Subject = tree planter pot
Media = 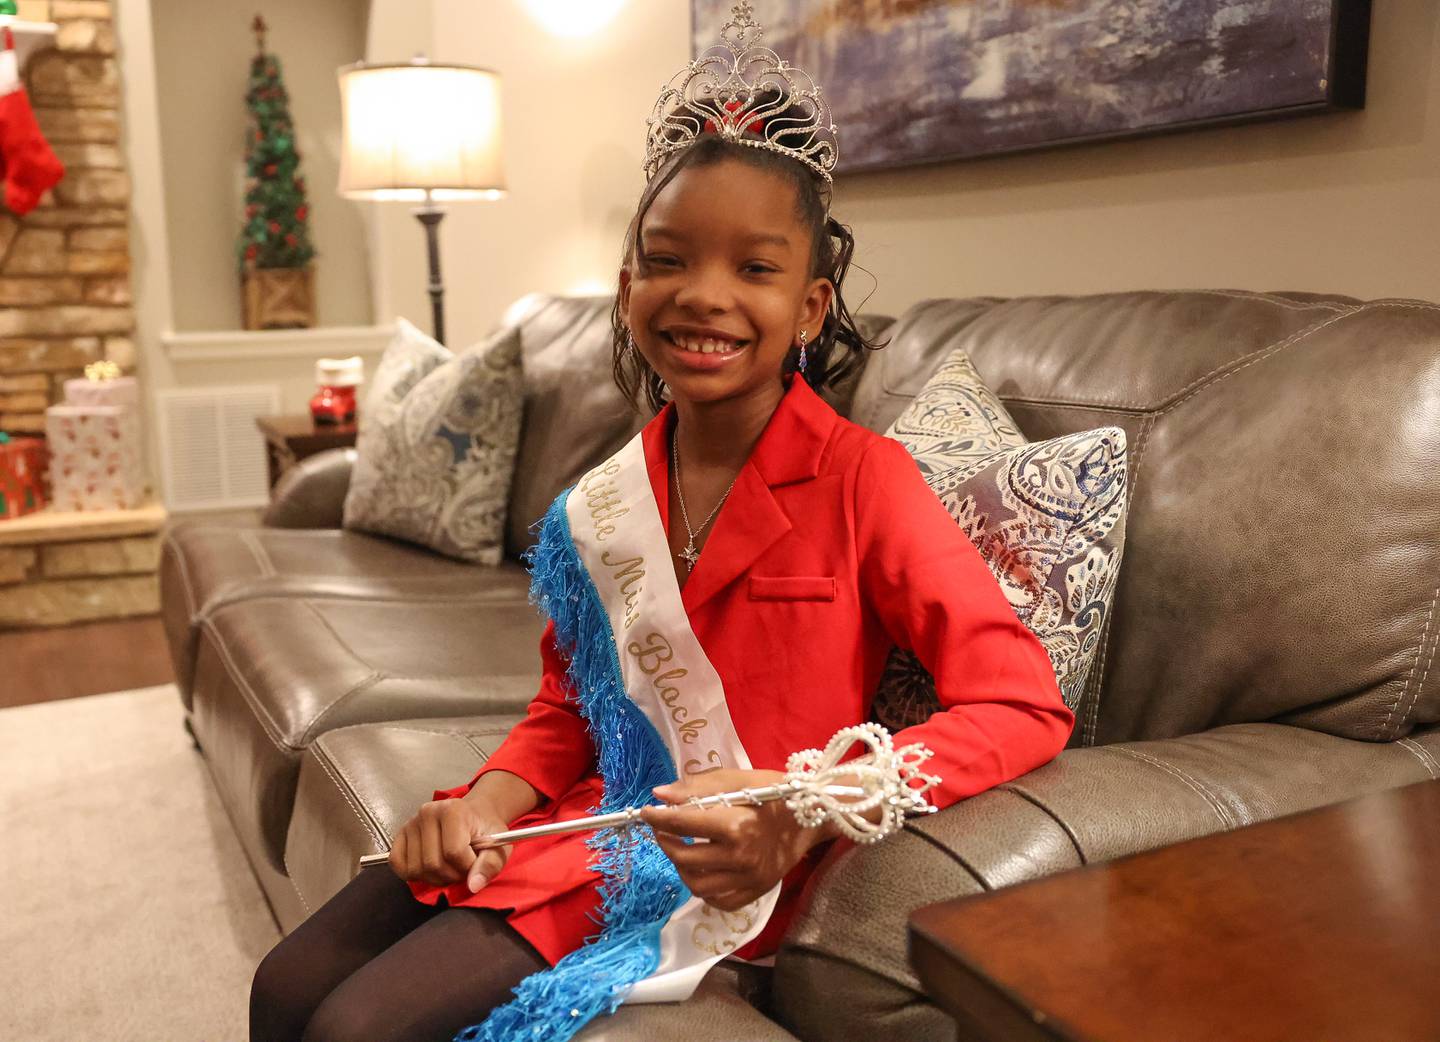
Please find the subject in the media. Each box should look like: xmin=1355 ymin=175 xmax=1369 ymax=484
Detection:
xmin=242 ymin=266 xmax=316 ymax=330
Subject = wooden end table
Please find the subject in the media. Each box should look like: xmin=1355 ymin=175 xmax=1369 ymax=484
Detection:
xmin=909 ymin=778 xmax=1440 ymax=1042
xmin=255 ymin=414 xmax=358 ymax=491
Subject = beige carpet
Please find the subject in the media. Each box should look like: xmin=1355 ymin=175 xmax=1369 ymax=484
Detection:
xmin=0 ymin=684 xmax=280 ymax=1041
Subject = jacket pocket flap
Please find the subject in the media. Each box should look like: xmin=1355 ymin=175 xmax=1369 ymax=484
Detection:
xmin=748 ymin=576 xmax=836 ymax=602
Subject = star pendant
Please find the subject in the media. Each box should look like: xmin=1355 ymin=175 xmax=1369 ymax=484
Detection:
xmin=679 ymin=541 xmax=701 ymax=570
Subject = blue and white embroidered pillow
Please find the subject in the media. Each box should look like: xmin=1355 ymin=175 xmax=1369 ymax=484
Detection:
xmin=872 ymin=426 xmax=1129 ymax=733
xmin=360 ymin=316 xmax=453 ymax=415
xmin=342 ymin=319 xmax=523 ymax=565
xmin=884 ymin=346 xmax=1026 ymax=478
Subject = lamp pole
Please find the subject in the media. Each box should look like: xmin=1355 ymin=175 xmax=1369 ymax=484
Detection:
xmin=337 ymin=57 xmax=503 ymax=347
xmin=414 ymin=189 xmax=446 ymax=346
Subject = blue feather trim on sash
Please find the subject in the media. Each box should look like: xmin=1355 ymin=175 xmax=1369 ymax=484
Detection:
xmin=454 ymin=490 xmax=690 ymax=1042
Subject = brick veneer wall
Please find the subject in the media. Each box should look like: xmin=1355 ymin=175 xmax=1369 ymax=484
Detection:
xmin=0 ymin=0 xmax=135 ymax=434
xmin=0 ymin=0 xmax=164 ymax=631
xmin=0 ymin=527 xmax=163 ymax=628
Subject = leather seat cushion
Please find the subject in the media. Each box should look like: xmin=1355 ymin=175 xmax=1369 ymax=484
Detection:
xmin=189 ymin=597 xmax=544 ymax=874
xmin=774 ymin=723 xmax=1440 ymax=1042
xmin=286 ymin=715 xmax=800 ymax=1041
xmin=162 ymin=523 xmax=533 ymax=702
xmin=287 ymin=715 xmax=521 ymax=916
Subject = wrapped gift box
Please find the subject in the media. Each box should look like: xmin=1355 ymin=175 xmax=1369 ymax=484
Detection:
xmin=44 ymin=404 xmax=146 ymax=511
xmin=62 ymin=375 xmax=140 ymax=410
xmin=0 ymin=434 xmax=48 ymax=520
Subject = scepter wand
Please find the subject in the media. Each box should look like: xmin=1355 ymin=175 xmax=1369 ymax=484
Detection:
xmin=359 ymin=723 xmax=940 ymax=869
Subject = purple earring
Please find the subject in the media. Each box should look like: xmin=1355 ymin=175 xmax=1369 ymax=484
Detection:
xmin=797 ymin=329 xmax=809 ymax=373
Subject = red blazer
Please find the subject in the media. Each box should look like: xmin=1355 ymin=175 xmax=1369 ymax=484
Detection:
xmin=410 ymin=376 xmax=1074 ymax=965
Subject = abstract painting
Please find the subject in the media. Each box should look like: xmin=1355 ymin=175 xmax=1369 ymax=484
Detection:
xmin=691 ymin=0 xmax=1371 ymax=173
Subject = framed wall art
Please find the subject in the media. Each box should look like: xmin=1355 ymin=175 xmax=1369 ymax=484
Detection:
xmin=690 ymin=0 xmax=1372 ymax=174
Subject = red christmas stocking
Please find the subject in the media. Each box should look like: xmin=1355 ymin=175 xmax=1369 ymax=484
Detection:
xmin=0 ymin=27 xmax=65 ymax=216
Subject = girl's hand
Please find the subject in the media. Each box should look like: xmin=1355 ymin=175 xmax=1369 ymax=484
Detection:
xmin=389 ymin=796 xmax=514 ymax=893
xmin=640 ymin=769 xmax=824 ymax=912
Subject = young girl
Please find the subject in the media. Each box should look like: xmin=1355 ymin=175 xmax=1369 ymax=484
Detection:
xmin=250 ymin=6 xmax=1072 ymax=1041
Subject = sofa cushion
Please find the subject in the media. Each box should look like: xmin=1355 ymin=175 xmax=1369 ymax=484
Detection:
xmin=188 ymin=595 xmax=544 ymax=873
xmin=571 ymin=964 xmax=798 ymax=1042
xmin=344 ymin=321 xmax=524 ymax=565
xmin=872 ymin=427 xmax=1129 ymax=731
xmin=851 ymin=293 xmax=1440 ymax=746
xmin=883 ymin=345 xmax=1024 ymax=478
xmin=160 ymin=524 xmax=533 ymax=704
xmin=775 ymin=723 xmax=1440 ymax=1042
xmin=286 ymin=716 xmax=800 ymax=1040
xmin=287 ymin=715 xmax=521 ymax=916
xmin=499 ymin=295 xmax=649 ymax=558
xmin=360 ymin=316 xmax=452 ymax=406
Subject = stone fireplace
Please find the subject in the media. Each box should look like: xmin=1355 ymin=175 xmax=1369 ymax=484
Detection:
xmin=0 ymin=0 xmax=164 ymax=630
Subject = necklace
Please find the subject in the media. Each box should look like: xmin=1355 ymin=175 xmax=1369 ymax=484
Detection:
xmin=671 ymin=430 xmax=739 ymax=572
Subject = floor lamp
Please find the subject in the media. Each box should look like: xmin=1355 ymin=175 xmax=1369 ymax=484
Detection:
xmin=337 ymin=57 xmax=505 ymax=346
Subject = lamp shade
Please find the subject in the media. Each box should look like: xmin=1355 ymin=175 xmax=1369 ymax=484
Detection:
xmin=337 ymin=59 xmax=505 ymax=201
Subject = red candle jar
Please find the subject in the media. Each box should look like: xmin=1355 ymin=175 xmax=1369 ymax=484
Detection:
xmin=309 ymin=356 xmax=363 ymax=425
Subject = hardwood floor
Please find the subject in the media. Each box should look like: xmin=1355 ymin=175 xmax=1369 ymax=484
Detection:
xmin=0 ymin=614 xmax=175 ymax=708
xmin=0 ymin=508 xmax=265 ymax=710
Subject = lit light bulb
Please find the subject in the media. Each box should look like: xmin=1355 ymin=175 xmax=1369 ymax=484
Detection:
xmin=521 ymin=0 xmax=627 ymax=39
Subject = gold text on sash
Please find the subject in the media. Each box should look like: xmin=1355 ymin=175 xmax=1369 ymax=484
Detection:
xmin=692 ymin=902 xmax=760 ymax=956
xmin=626 ymin=631 xmax=719 ymax=767
xmin=580 ymin=459 xmax=630 ymax=541
xmin=600 ymin=550 xmax=645 ymax=631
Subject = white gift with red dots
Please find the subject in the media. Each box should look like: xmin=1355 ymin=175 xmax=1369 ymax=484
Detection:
xmin=44 ymin=377 xmax=146 ymax=511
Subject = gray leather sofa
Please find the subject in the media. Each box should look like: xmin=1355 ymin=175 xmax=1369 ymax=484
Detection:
xmin=159 ymin=290 xmax=1440 ymax=1041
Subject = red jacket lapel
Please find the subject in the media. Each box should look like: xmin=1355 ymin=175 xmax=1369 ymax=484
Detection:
xmin=640 ymin=378 xmax=838 ymax=615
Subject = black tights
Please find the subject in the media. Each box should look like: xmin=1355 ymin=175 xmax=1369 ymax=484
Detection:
xmin=249 ymin=867 xmax=547 ymax=1042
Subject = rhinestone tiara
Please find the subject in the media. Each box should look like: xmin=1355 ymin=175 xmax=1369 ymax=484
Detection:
xmin=644 ymin=1 xmax=839 ymax=184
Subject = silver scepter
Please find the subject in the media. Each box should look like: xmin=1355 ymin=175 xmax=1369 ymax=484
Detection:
xmin=359 ymin=722 xmax=940 ymax=870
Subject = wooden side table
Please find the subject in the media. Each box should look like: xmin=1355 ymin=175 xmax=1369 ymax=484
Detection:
xmin=909 ymin=779 xmax=1440 ymax=1042
xmin=255 ymin=415 xmax=358 ymax=491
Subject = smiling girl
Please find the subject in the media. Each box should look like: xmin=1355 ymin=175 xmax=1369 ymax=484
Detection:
xmin=250 ymin=6 xmax=1072 ymax=1042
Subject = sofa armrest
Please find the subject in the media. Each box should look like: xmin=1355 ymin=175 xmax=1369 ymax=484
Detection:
xmin=772 ymin=722 xmax=1440 ymax=1042
xmin=262 ymin=447 xmax=357 ymax=529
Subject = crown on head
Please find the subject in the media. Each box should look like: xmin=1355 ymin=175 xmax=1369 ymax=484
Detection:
xmin=644 ymin=2 xmax=839 ymax=184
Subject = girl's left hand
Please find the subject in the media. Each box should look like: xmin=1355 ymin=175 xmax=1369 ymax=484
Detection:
xmin=640 ymin=768 xmax=823 ymax=912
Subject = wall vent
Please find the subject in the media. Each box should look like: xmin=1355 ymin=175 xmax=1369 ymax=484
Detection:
xmin=155 ymin=386 xmax=279 ymax=512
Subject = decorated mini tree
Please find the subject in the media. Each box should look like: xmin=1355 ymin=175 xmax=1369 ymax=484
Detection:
xmin=236 ymin=14 xmax=317 ymax=328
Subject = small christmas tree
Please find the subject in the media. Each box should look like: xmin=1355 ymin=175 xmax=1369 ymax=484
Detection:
xmin=236 ymin=15 xmax=316 ymax=274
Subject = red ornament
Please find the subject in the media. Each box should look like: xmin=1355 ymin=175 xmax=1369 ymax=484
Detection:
xmin=264 ymin=163 xmax=278 ymax=177
xmin=295 ymin=205 xmax=308 ymax=221
xmin=268 ymin=220 xmax=281 ymax=234
xmin=245 ymin=244 xmax=258 ymax=261
xmin=246 ymin=204 xmax=258 ymax=218
xmin=285 ymin=233 xmax=297 ymax=247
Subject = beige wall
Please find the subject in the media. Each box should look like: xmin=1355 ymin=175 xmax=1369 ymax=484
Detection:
xmin=359 ymin=0 xmax=435 ymax=330
xmin=837 ymin=0 xmax=1440 ymax=314
xmin=117 ymin=0 xmax=425 ymax=503
xmin=151 ymin=0 xmax=373 ymax=331
xmin=420 ymin=0 xmax=1440 ymax=348
xmin=427 ymin=0 xmax=690 ymax=348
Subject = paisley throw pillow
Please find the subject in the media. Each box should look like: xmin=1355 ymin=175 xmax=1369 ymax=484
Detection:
xmin=342 ymin=319 xmax=523 ymax=565
xmin=359 ymin=317 xmax=453 ymax=414
xmin=872 ymin=420 xmax=1129 ymax=733
xmin=884 ymin=346 xmax=1026 ymax=478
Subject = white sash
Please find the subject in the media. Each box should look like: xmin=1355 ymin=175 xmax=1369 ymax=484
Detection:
xmin=565 ymin=432 xmax=781 ymax=1004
